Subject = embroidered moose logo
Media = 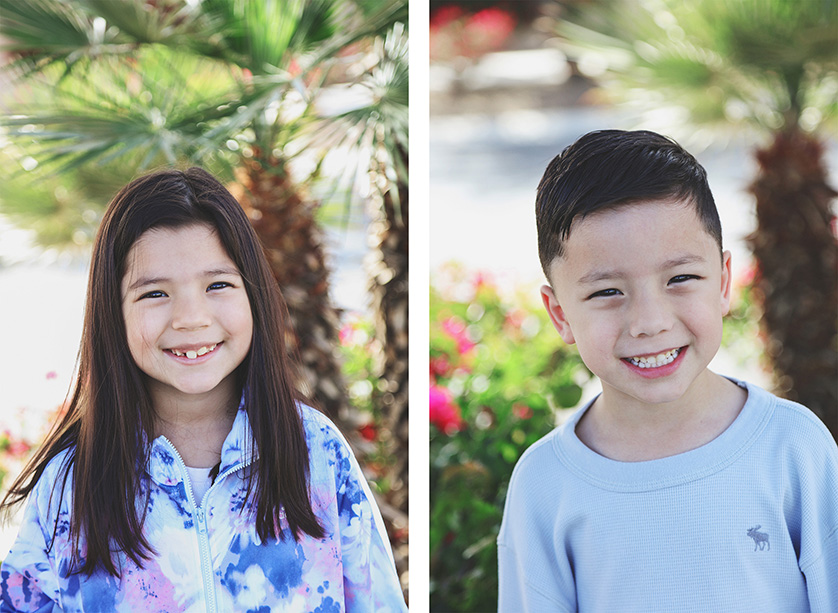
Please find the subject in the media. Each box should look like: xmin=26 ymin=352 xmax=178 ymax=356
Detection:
xmin=747 ymin=526 xmax=770 ymax=551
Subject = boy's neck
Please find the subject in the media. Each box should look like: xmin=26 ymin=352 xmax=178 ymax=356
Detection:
xmin=576 ymin=370 xmax=746 ymax=462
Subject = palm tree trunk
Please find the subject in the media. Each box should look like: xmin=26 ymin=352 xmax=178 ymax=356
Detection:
xmin=367 ymin=145 xmax=408 ymax=575
xmin=232 ymin=152 xmax=349 ymax=422
xmin=747 ymin=129 xmax=838 ymax=439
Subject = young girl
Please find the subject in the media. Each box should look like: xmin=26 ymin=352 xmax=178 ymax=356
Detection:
xmin=0 ymin=168 xmax=407 ymax=612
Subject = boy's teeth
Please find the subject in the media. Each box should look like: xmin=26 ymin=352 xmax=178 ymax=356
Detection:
xmin=171 ymin=344 xmax=217 ymax=359
xmin=628 ymin=348 xmax=681 ymax=368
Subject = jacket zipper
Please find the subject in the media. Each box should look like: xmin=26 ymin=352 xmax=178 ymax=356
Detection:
xmin=159 ymin=437 xmax=252 ymax=613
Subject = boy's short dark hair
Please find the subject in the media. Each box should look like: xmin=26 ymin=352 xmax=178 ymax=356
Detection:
xmin=536 ymin=129 xmax=723 ymax=278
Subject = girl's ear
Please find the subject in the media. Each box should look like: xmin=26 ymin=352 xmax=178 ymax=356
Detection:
xmin=720 ymin=250 xmax=733 ymax=316
xmin=540 ymin=285 xmax=576 ymax=345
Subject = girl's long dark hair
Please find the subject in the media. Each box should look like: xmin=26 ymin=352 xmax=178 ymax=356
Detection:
xmin=0 ymin=167 xmax=323 ymax=575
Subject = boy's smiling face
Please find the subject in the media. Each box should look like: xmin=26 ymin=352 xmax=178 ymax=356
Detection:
xmin=541 ymin=199 xmax=732 ymax=409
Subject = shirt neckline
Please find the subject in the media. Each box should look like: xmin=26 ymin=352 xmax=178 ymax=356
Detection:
xmin=553 ymin=379 xmax=774 ymax=492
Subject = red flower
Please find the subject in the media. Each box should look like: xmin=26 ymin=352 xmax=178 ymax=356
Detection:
xmin=359 ymin=423 xmax=377 ymax=442
xmin=463 ymin=8 xmax=516 ymax=56
xmin=430 ymin=5 xmax=464 ymax=29
xmin=430 ymin=355 xmax=451 ymax=378
xmin=430 ymin=384 xmax=464 ymax=435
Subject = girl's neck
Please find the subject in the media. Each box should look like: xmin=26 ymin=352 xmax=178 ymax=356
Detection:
xmin=151 ymin=385 xmax=240 ymax=468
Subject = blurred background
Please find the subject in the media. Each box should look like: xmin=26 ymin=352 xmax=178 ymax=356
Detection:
xmin=429 ymin=0 xmax=837 ymax=610
xmin=0 ymin=0 xmax=408 ymax=601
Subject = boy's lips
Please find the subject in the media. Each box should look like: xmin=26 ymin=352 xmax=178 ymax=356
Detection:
xmin=621 ymin=346 xmax=687 ymax=378
xmin=624 ymin=347 xmax=683 ymax=366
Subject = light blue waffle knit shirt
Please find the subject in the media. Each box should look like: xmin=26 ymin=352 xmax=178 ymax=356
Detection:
xmin=498 ymin=380 xmax=838 ymax=612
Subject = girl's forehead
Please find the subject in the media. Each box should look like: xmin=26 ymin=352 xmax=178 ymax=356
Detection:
xmin=131 ymin=222 xmax=217 ymax=247
xmin=122 ymin=224 xmax=238 ymax=281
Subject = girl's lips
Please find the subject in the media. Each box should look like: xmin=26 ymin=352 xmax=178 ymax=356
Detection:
xmin=622 ymin=346 xmax=687 ymax=379
xmin=165 ymin=342 xmax=222 ymax=362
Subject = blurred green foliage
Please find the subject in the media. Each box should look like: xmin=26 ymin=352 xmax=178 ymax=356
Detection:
xmin=429 ymin=265 xmax=592 ymax=612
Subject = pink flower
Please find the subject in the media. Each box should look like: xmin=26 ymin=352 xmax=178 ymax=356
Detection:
xmin=472 ymin=270 xmax=494 ymax=292
xmin=504 ymin=308 xmax=526 ymax=330
xmin=512 ymin=404 xmax=533 ymax=420
xmin=442 ymin=316 xmax=476 ymax=354
xmin=735 ymin=262 xmax=758 ymax=288
xmin=6 ymin=440 xmax=30 ymax=457
xmin=430 ymin=385 xmax=464 ymax=435
xmin=339 ymin=323 xmax=354 ymax=346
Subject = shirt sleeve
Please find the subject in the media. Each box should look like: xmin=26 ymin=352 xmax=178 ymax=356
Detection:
xmin=497 ymin=440 xmax=576 ymax=613
xmin=497 ymin=542 xmax=573 ymax=613
xmin=798 ymin=430 xmax=838 ymax=613
xmin=0 ymin=492 xmax=62 ymax=613
xmin=329 ymin=427 xmax=407 ymax=612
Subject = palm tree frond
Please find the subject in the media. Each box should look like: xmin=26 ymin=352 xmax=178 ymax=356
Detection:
xmin=0 ymin=0 xmax=107 ymax=78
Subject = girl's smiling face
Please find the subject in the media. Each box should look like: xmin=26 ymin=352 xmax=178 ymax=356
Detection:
xmin=541 ymin=199 xmax=732 ymax=410
xmin=121 ymin=223 xmax=253 ymax=410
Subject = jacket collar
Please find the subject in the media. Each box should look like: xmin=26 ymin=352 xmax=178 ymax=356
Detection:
xmin=146 ymin=406 xmax=256 ymax=487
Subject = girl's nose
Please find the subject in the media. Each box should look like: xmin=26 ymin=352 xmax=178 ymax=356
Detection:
xmin=172 ymin=293 xmax=212 ymax=330
xmin=627 ymin=292 xmax=674 ymax=338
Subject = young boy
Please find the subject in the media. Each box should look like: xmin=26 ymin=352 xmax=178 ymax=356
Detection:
xmin=497 ymin=130 xmax=838 ymax=611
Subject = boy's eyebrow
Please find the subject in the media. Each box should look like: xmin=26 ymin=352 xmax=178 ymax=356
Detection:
xmin=576 ymin=254 xmax=707 ymax=285
xmin=577 ymin=269 xmax=625 ymax=285
xmin=126 ymin=267 xmax=241 ymax=291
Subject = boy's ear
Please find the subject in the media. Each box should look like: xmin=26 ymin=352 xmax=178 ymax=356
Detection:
xmin=720 ymin=250 xmax=733 ymax=316
xmin=540 ymin=284 xmax=576 ymax=345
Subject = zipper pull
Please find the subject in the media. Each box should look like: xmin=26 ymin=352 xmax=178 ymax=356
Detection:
xmin=196 ymin=507 xmax=208 ymax=535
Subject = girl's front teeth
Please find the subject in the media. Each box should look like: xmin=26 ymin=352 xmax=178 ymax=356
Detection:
xmin=628 ymin=348 xmax=681 ymax=369
xmin=171 ymin=344 xmax=217 ymax=359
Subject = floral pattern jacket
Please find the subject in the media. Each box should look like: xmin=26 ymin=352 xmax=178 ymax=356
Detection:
xmin=0 ymin=404 xmax=407 ymax=612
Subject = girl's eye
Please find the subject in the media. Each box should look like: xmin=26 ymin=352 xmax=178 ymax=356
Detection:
xmin=669 ymin=274 xmax=701 ymax=285
xmin=139 ymin=290 xmax=166 ymax=300
xmin=588 ymin=288 xmax=622 ymax=299
xmin=207 ymin=281 xmax=233 ymax=291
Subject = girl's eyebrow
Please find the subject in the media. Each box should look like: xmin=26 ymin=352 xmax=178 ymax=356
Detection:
xmin=205 ymin=267 xmax=242 ymax=278
xmin=126 ymin=268 xmax=241 ymax=291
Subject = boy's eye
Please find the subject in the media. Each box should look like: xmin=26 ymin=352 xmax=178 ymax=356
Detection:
xmin=587 ymin=288 xmax=622 ymax=299
xmin=669 ymin=274 xmax=701 ymax=284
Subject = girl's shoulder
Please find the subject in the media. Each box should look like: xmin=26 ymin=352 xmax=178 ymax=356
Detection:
xmin=24 ymin=446 xmax=76 ymax=520
xmin=298 ymin=403 xmax=346 ymax=446
xmin=297 ymin=403 xmax=357 ymax=478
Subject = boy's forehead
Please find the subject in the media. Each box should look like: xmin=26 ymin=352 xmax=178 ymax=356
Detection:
xmin=547 ymin=199 xmax=719 ymax=286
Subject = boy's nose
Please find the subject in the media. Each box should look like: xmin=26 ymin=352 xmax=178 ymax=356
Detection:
xmin=627 ymin=293 xmax=674 ymax=338
xmin=172 ymin=294 xmax=212 ymax=330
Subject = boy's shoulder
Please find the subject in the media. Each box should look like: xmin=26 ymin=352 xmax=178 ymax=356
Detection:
xmin=742 ymin=380 xmax=836 ymax=453
xmin=507 ymin=414 xmax=577 ymax=494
